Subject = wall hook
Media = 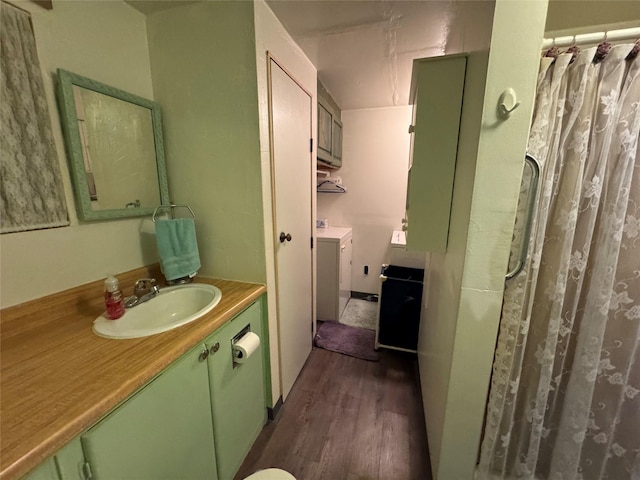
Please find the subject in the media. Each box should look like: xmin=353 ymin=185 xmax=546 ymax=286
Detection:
xmin=499 ymin=88 xmax=521 ymax=117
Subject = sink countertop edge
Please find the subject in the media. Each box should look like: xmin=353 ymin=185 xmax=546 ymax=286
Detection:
xmin=0 ymin=274 xmax=266 ymax=480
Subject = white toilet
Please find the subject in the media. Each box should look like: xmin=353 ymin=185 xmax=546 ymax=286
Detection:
xmin=244 ymin=468 xmax=297 ymax=480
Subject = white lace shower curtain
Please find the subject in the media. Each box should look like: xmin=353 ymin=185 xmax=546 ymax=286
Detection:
xmin=0 ymin=1 xmax=68 ymax=233
xmin=478 ymin=42 xmax=640 ymax=480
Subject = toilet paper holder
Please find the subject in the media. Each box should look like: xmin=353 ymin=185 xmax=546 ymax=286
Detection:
xmin=231 ymin=324 xmax=251 ymax=368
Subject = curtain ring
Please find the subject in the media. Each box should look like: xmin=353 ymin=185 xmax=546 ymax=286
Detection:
xmin=625 ymin=39 xmax=639 ymax=61
xmin=594 ymin=41 xmax=612 ymax=64
xmin=567 ymin=45 xmax=580 ymax=64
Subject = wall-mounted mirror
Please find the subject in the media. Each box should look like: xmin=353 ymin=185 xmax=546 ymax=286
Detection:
xmin=56 ymin=69 xmax=169 ymax=221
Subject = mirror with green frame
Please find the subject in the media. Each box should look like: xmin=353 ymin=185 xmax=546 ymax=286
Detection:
xmin=56 ymin=69 xmax=169 ymax=221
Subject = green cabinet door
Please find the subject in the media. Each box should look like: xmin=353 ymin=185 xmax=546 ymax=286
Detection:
xmin=54 ymin=438 xmax=84 ymax=480
xmin=206 ymin=301 xmax=266 ymax=480
xmin=22 ymin=458 xmax=58 ymax=480
xmin=22 ymin=438 xmax=85 ymax=480
xmin=406 ymin=54 xmax=466 ymax=253
xmin=80 ymin=345 xmax=218 ymax=480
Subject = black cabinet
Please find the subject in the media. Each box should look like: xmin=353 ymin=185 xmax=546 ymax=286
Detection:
xmin=376 ymin=265 xmax=424 ymax=352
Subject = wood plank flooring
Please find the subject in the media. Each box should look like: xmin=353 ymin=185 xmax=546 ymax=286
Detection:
xmin=235 ymin=347 xmax=432 ymax=480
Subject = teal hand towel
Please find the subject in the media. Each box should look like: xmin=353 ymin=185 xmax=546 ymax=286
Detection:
xmin=155 ymin=218 xmax=201 ymax=281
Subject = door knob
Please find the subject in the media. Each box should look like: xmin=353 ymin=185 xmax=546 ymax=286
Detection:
xmin=279 ymin=232 xmax=292 ymax=243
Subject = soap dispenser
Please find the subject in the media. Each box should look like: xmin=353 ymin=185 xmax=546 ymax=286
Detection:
xmin=104 ymin=275 xmax=125 ymax=320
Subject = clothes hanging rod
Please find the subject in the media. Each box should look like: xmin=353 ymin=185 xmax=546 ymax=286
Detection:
xmin=542 ymin=26 xmax=640 ymax=49
xmin=317 ymin=179 xmax=347 ymax=193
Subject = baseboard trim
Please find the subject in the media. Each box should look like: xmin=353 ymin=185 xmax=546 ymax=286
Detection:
xmin=350 ymin=291 xmax=379 ymax=302
xmin=267 ymin=395 xmax=283 ymax=421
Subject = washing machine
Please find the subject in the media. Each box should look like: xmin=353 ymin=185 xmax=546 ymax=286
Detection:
xmin=316 ymin=226 xmax=352 ymax=321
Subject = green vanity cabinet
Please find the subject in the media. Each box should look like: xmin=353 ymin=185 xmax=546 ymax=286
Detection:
xmin=21 ymin=298 xmax=268 ymax=480
xmin=22 ymin=459 xmax=58 ymax=480
xmin=79 ymin=343 xmax=218 ymax=480
xmin=22 ymin=439 xmax=86 ymax=480
xmin=205 ymin=301 xmax=266 ymax=480
xmin=55 ymin=439 xmax=85 ymax=480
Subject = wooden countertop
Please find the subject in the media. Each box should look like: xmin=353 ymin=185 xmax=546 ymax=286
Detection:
xmin=0 ymin=266 xmax=266 ymax=480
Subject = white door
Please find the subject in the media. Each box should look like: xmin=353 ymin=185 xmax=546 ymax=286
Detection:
xmin=269 ymin=58 xmax=313 ymax=401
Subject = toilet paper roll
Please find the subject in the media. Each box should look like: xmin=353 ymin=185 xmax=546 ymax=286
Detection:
xmin=232 ymin=331 xmax=260 ymax=364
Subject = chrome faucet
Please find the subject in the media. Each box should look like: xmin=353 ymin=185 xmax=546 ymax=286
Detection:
xmin=124 ymin=278 xmax=160 ymax=308
xmin=134 ymin=278 xmax=156 ymax=297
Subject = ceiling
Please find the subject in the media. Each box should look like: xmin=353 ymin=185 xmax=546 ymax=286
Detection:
xmin=127 ymin=0 xmax=639 ymax=111
xmin=267 ymin=1 xmax=640 ymax=111
xmin=266 ymin=0 xmax=456 ymax=110
xmin=126 ymin=0 xmax=456 ymax=109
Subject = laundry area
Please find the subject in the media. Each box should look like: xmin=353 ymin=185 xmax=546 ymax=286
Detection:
xmin=315 ymin=222 xmax=427 ymax=358
xmin=316 ymin=46 xmax=450 ymax=364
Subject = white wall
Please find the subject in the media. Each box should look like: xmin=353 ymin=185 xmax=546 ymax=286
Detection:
xmin=545 ymin=0 xmax=640 ymax=33
xmin=417 ymin=0 xmax=548 ymax=478
xmin=0 ymin=1 xmax=156 ymax=308
xmin=317 ymin=106 xmax=412 ymax=294
xmin=254 ymin=0 xmax=318 ymax=405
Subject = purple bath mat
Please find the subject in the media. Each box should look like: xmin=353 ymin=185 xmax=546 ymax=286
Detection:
xmin=314 ymin=321 xmax=380 ymax=361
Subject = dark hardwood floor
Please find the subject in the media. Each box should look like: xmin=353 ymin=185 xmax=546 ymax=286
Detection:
xmin=235 ymin=347 xmax=432 ymax=480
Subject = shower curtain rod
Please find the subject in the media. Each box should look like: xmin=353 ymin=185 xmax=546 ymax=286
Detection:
xmin=542 ymin=26 xmax=640 ymax=49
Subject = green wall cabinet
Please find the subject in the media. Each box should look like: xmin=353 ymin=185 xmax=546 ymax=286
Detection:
xmin=80 ymin=343 xmax=218 ymax=480
xmin=317 ymin=79 xmax=342 ymax=169
xmin=332 ymin=118 xmax=342 ymax=162
xmin=405 ymin=55 xmax=467 ymax=253
xmin=206 ymin=301 xmax=266 ymax=480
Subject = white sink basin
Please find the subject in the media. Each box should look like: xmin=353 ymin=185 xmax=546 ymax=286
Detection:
xmin=93 ymin=284 xmax=222 ymax=339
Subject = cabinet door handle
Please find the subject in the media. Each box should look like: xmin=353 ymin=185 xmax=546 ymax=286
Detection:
xmin=199 ymin=348 xmax=210 ymax=362
xmin=279 ymin=232 xmax=292 ymax=243
xmin=209 ymin=342 xmax=220 ymax=354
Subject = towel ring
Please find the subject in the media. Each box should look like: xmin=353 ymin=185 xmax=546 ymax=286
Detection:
xmin=152 ymin=204 xmax=196 ymax=222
